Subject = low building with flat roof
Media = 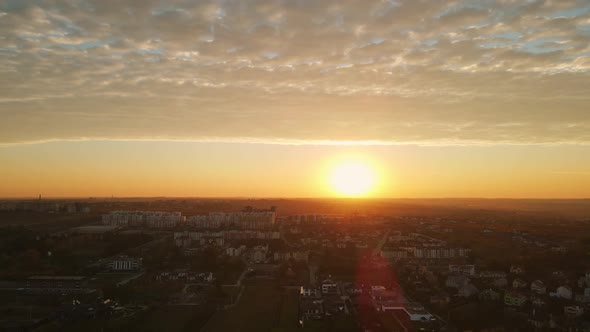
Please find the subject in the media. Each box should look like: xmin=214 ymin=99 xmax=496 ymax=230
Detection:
xmin=107 ymin=256 xmax=142 ymax=271
xmin=71 ymin=225 xmax=119 ymax=233
xmin=69 ymin=226 xmax=120 ymax=238
xmin=24 ymin=276 xmax=92 ymax=294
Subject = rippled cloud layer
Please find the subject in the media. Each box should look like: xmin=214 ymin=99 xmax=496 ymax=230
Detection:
xmin=1 ymin=0 xmax=589 ymax=145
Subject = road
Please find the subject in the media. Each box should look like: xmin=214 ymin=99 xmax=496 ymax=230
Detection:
xmin=374 ymin=229 xmax=391 ymax=255
xmin=116 ymin=271 xmax=145 ymax=286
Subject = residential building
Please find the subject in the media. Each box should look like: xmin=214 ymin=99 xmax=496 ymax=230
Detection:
xmin=174 ymin=233 xmax=192 ymax=248
xmin=479 ymin=289 xmax=500 ymax=301
xmin=504 ymin=291 xmax=527 ymax=307
xmin=107 ymin=256 xmax=142 ymax=271
xmin=300 ymin=287 xmax=321 ymax=298
xmin=372 ymin=289 xmax=406 ymax=312
xmin=458 ymin=283 xmax=479 ymax=298
xmin=199 ymin=237 xmax=224 ymax=246
xmin=226 ymin=246 xmax=246 ymax=257
xmin=564 ymin=305 xmax=584 ymax=317
xmin=404 ymin=306 xmax=434 ymax=322
xmin=273 ymin=251 xmax=309 ymax=262
xmin=479 ymin=271 xmax=507 ymax=279
xmin=414 ymin=247 xmax=471 ymax=259
xmin=321 ymin=280 xmax=338 ymax=295
xmin=554 ymin=285 xmax=573 ymax=300
xmin=188 ymin=210 xmax=276 ymax=230
xmin=445 ymin=274 xmax=470 ymax=289
xmin=300 ymin=298 xmax=324 ymax=321
xmin=492 ymin=277 xmax=508 ymax=288
xmin=252 ymin=245 xmax=268 ymax=263
xmin=449 ymin=264 xmax=475 ymax=276
xmin=531 ymin=280 xmax=547 ymax=294
xmin=530 ymin=305 xmax=550 ymax=329
xmin=381 ymin=249 xmax=408 ymax=259
xmin=510 ymin=265 xmax=526 ymax=275
xmin=155 ymin=272 xmax=214 ymax=283
xmin=512 ymin=278 xmax=528 ymax=289
xmin=102 ymin=211 xmax=185 ymax=228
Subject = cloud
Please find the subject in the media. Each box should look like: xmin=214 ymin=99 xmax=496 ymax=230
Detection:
xmin=1 ymin=0 xmax=589 ymax=145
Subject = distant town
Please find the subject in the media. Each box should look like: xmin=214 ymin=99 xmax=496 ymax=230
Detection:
xmin=1 ymin=198 xmax=589 ymax=331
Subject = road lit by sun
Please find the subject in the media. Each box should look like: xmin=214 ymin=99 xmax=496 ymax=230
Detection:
xmin=329 ymin=160 xmax=376 ymax=197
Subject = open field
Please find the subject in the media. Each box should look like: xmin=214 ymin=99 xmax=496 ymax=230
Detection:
xmin=202 ymin=279 xmax=287 ymax=332
xmin=123 ymin=305 xmax=213 ymax=332
xmin=277 ymin=290 xmax=299 ymax=329
xmin=203 ymin=281 xmax=316 ymax=332
xmin=43 ymin=305 xmax=213 ymax=332
xmin=89 ymin=273 xmax=138 ymax=288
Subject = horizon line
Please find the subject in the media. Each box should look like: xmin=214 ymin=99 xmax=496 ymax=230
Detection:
xmin=2 ymin=137 xmax=590 ymax=148
xmin=1 ymin=196 xmax=589 ymax=200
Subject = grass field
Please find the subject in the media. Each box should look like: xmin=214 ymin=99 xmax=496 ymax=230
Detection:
xmin=277 ymin=290 xmax=299 ymax=328
xmin=89 ymin=273 xmax=137 ymax=287
xmin=202 ymin=280 xmax=338 ymax=332
xmin=126 ymin=305 xmax=213 ymax=332
xmin=202 ymin=280 xmax=286 ymax=332
xmin=50 ymin=305 xmax=213 ymax=332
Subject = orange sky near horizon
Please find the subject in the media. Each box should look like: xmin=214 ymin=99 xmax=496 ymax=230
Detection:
xmin=1 ymin=140 xmax=589 ymax=199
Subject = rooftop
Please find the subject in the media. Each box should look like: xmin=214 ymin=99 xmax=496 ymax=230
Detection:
xmin=70 ymin=225 xmax=119 ymax=234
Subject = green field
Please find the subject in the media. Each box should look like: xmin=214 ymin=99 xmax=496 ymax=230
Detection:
xmin=202 ymin=280 xmax=296 ymax=332
xmin=125 ymin=305 xmax=213 ymax=332
xmin=90 ymin=273 xmax=137 ymax=287
xmin=277 ymin=290 xmax=299 ymax=328
xmin=46 ymin=305 xmax=213 ymax=332
xmin=202 ymin=280 xmax=336 ymax=332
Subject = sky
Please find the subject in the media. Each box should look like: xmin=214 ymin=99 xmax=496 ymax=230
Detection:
xmin=1 ymin=0 xmax=590 ymax=198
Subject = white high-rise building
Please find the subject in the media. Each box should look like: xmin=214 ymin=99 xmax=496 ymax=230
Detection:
xmin=101 ymin=211 xmax=185 ymax=228
xmin=187 ymin=211 xmax=276 ymax=230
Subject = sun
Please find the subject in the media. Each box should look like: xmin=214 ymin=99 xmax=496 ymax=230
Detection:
xmin=330 ymin=160 xmax=376 ymax=197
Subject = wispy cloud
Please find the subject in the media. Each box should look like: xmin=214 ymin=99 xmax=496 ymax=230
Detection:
xmin=1 ymin=0 xmax=589 ymax=145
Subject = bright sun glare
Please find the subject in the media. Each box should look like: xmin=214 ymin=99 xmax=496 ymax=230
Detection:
xmin=330 ymin=161 xmax=376 ymax=197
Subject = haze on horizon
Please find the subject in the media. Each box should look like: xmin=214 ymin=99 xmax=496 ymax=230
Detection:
xmin=1 ymin=0 xmax=590 ymax=198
